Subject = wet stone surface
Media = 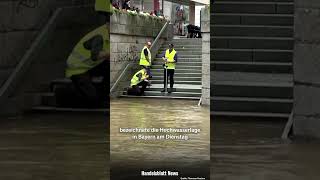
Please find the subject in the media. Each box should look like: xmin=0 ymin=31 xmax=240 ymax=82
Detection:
xmin=0 ymin=113 xmax=108 ymax=180
xmin=211 ymin=117 xmax=320 ymax=180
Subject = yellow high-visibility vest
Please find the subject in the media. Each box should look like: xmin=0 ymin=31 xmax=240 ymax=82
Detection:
xmin=95 ymin=0 xmax=112 ymax=13
xmin=165 ymin=49 xmax=177 ymax=69
xmin=139 ymin=46 xmax=152 ymax=67
xmin=130 ymin=69 xmax=148 ymax=87
xmin=65 ymin=25 xmax=109 ymax=78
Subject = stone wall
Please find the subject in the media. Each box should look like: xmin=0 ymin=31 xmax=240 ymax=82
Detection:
xmin=110 ymin=10 xmax=166 ymax=86
xmin=293 ymin=0 xmax=320 ymax=138
xmin=201 ymin=6 xmax=210 ymax=106
xmin=0 ymin=0 xmax=94 ymax=87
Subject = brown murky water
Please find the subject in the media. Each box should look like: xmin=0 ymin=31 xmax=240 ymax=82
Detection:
xmin=212 ymin=118 xmax=320 ymax=180
xmin=110 ymin=98 xmax=210 ymax=179
xmin=0 ymin=113 xmax=108 ymax=180
xmin=1 ymin=107 xmax=320 ymax=179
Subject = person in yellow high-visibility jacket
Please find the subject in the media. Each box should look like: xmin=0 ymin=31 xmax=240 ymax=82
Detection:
xmin=127 ymin=68 xmax=150 ymax=96
xmin=95 ymin=0 xmax=113 ymax=24
xmin=139 ymin=41 xmax=152 ymax=77
xmin=161 ymin=44 xmax=178 ymax=93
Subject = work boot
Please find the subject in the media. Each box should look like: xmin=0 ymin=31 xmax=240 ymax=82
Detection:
xmin=161 ymin=89 xmax=166 ymax=93
xmin=168 ymin=88 xmax=172 ymax=93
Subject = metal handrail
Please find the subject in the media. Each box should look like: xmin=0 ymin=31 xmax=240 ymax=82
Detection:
xmin=110 ymin=20 xmax=169 ymax=94
xmin=0 ymin=5 xmax=94 ymax=107
xmin=0 ymin=7 xmax=63 ymax=106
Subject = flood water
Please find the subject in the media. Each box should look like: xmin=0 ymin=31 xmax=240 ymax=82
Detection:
xmin=212 ymin=118 xmax=320 ymax=180
xmin=1 ymin=105 xmax=320 ymax=179
xmin=110 ymin=98 xmax=210 ymax=179
xmin=0 ymin=113 xmax=108 ymax=180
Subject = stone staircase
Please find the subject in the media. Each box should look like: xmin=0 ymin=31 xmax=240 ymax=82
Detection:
xmin=31 ymin=77 xmax=108 ymax=112
xmin=121 ymin=38 xmax=202 ymax=100
xmin=211 ymin=0 xmax=294 ymax=118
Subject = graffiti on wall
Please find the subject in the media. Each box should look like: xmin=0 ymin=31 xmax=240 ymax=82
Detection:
xmin=114 ymin=44 xmax=139 ymax=64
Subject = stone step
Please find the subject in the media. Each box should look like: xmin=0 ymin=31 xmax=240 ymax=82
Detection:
xmin=213 ymin=1 xmax=294 ymax=14
xmin=211 ymin=111 xmax=290 ymax=118
xmin=211 ymin=96 xmax=293 ymax=113
xmin=151 ymin=76 xmax=202 ymax=81
xmin=211 ymin=24 xmax=293 ymax=37
xmin=212 ymin=61 xmax=292 ymax=73
xmin=211 ymin=36 xmax=293 ymax=49
xmin=215 ymin=0 xmax=293 ymax=2
xmin=120 ymin=95 xmax=200 ymax=100
xmin=212 ymin=71 xmax=293 ymax=83
xmin=145 ymin=87 xmax=201 ymax=93
xmin=152 ymin=65 xmax=202 ymax=70
xmin=160 ymin=45 xmax=202 ymax=48
xmin=154 ymin=58 xmax=202 ymax=62
xmin=151 ymin=80 xmax=201 ymax=85
xmin=153 ymin=61 xmax=202 ymax=66
xmin=156 ymin=54 xmax=202 ymax=58
xmin=211 ymin=13 xmax=294 ymax=26
xmin=157 ymin=51 xmax=202 ymax=55
xmin=211 ymin=48 xmax=292 ymax=62
xmin=32 ymin=106 xmax=108 ymax=113
xmin=166 ymin=40 xmax=202 ymax=44
xmin=152 ymin=72 xmax=202 ymax=77
xmin=123 ymin=90 xmax=201 ymax=97
xmin=158 ymin=48 xmax=202 ymax=52
xmin=152 ymin=69 xmax=202 ymax=73
xmin=212 ymin=80 xmax=293 ymax=98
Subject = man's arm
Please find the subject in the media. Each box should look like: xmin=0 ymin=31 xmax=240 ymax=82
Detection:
xmin=83 ymin=34 xmax=107 ymax=61
xmin=144 ymin=48 xmax=150 ymax=62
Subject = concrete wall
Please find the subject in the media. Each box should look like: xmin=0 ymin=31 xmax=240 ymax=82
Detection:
xmin=293 ymin=0 xmax=320 ymax=138
xmin=201 ymin=6 xmax=210 ymax=106
xmin=110 ymin=10 xmax=166 ymax=86
xmin=0 ymin=0 xmax=94 ymax=88
xmin=1 ymin=6 xmax=101 ymax=115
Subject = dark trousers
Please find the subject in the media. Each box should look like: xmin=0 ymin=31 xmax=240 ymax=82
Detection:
xmin=163 ymin=68 xmax=175 ymax=88
xmin=127 ymin=81 xmax=149 ymax=96
xmin=70 ymin=60 xmax=108 ymax=108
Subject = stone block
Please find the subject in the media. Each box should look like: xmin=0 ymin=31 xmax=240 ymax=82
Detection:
xmin=294 ymin=115 xmax=320 ymax=138
xmin=294 ymin=43 xmax=320 ymax=84
xmin=295 ymin=0 xmax=320 ymax=8
xmin=294 ymin=8 xmax=320 ymax=41
xmin=294 ymin=85 xmax=320 ymax=115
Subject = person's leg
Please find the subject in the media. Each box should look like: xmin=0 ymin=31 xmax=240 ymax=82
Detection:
xmin=88 ymin=61 xmax=109 ymax=104
xmin=137 ymin=81 xmax=148 ymax=95
xmin=161 ymin=68 xmax=167 ymax=92
xmin=71 ymin=72 xmax=99 ymax=108
xmin=168 ymin=69 xmax=174 ymax=93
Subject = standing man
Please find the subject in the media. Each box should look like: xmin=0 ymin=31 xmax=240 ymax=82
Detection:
xmin=161 ymin=44 xmax=178 ymax=93
xmin=127 ymin=68 xmax=150 ymax=96
xmin=139 ymin=41 xmax=152 ymax=77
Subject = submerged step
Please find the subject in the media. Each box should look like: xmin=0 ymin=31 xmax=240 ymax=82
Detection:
xmin=123 ymin=90 xmax=201 ymax=97
xmin=212 ymin=24 xmax=293 ymax=37
xmin=211 ymin=111 xmax=290 ymax=118
xmin=120 ymin=95 xmax=200 ymax=100
xmin=211 ymin=36 xmax=294 ymax=50
xmin=211 ymin=96 xmax=293 ymax=113
xmin=212 ymin=81 xmax=293 ymax=98
xmin=213 ymin=2 xmax=293 ymax=14
xmin=212 ymin=61 xmax=292 ymax=73
xmin=211 ymin=48 xmax=293 ymax=62
xmin=212 ymin=13 xmax=294 ymax=26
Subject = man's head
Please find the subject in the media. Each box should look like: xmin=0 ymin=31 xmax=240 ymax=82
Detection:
xmin=146 ymin=41 xmax=152 ymax=49
xmin=169 ymin=43 xmax=174 ymax=51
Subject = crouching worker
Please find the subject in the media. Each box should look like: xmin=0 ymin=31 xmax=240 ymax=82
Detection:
xmin=127 ymin=68 xmax=150 ymax=96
